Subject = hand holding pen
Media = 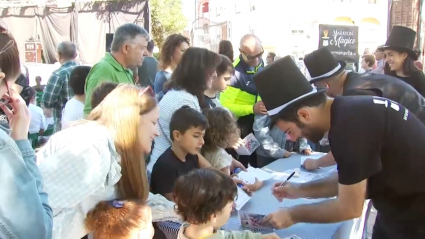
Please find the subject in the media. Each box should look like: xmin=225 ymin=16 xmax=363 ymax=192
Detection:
xmin=271 ymin=172 xmax=302 ymax=202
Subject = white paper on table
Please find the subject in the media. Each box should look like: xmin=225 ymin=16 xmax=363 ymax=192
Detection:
xmin=235 ymin=187 xmax=251 ymax=210
xmin=235 ymin=133 xmax=260 ymax=156
xmin=300 ymin=153 xmax=324 ymax=166
xmin=273 ymin=169 xmax=317 ymax=183
xmin=237 ymin=167 xmax=274 ymax=184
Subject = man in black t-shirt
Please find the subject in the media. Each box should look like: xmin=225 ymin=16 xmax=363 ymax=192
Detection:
xmin=302 ymin=47 xmax=425 ymax=171
xmin=255 ymin=56 xmax=425 ymax=239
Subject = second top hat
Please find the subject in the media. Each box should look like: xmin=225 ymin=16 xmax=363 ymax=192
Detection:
xmin=304 ymin=47 xmax=346 ymax=84
xmin=254 ymin=56 xmax=326 ymax=116
xmin=381 ymin=26 xmax=417 ymax=60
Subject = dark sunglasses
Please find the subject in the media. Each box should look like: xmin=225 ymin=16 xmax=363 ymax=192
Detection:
xmin=240 ymin=48 xmax=264 ymax=61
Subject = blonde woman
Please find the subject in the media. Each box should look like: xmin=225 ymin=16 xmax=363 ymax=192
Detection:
xmin=37 ymin=84 xmax=179 ymax=239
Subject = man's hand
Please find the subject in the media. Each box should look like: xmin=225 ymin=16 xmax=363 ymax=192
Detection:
xmin=302 ymin=158 xmax=320 ymax=171
xmin=253 ymin=101 xmax=267 ymax=115
xmin=272 ymin=182 xmax=303 ymax=202
xmin=302 ymin=148 xmax=313 ymax=155
xmin=283 ymin=151 xmax=292 ymax=158
xmin=231 ymin=158 xmax=247 ymax=172
xmin=260 ymin=233 xmax=280 ymax=239
xmin=262 ymin=208 xmax=295 ymax=229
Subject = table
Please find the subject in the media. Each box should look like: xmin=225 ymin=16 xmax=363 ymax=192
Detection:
xmin=157 ymin=153 xmax=369 ymax=239
xmin=222 ymin=153 xmax=370 ymax=239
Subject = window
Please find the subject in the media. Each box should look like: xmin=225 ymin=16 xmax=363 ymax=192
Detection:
xmin=202 ymin=2 xmax=209 ymax=13
xmin=250 ymin=1 xmax=256 ymax=11
xmin=292 ymin=30 xmax=304 ymax=35
xmin=235 ymin=3 xmax=241 ymax=13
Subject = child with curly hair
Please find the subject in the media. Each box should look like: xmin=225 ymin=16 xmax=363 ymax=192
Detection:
xmin=174 ymin=168 xmax=279 ymax=239
xmin=85 ymin=200 xmax=154 ymax=239
xmin=202 ymin=107 xmax=240 ymax=175
xmin=202 ymin=107 xmax=262 ymax=191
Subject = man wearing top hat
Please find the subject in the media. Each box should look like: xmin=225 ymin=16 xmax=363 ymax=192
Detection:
xmin=300 ymin=46 xmax=425 ymax=171
xmin=257 ymin=56 xmax=425 ymax=238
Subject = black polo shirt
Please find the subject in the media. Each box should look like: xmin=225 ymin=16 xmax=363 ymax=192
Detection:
xmin=342 ymin=72 xmax=425 ymax=124
xmin=329 ymin=96 xmax=425 ymax=224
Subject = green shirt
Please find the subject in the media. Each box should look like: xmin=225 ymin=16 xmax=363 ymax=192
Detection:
xmin=83 ymin=53 xmax=134 ymax=115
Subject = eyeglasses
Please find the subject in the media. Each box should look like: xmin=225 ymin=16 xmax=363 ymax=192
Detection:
xmin=139 ymin=86 xmax=155 ymax=97
xmin=0 ymin=80 xmax=10 ymax=107
xmin=240 ymin=48 xmax=264 ymax=61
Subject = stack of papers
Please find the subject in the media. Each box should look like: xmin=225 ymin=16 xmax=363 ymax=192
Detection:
xmin=237 ymin=167 xmax=274 ymax=184
xmin=235 ymin=187 xmax=251 ymax=210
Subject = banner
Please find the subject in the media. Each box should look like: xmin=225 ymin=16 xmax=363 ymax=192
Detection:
xmin=319 ymin=24 xmax=359 ymax=62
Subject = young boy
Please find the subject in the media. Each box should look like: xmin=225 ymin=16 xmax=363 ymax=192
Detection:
xmin=174 ymin=168 xmax=279 ymax=239
xmin=150 ymin=106 xmax=210 ymax=201
xmin=62 ymin=66 xmax=91 ymax=129
xmin=90 ymin=82 xmax=118 ymax=109
xmin=203 ymin=55 xmax=234 ymax=109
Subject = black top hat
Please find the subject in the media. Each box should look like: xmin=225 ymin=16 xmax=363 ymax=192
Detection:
xmin=304 ymin=47 xmax=346 ymax=84
xmin=380 ymin=26 xmax=417 ymax=60
xmin=254 ymin=56 xmax=327 ymax=116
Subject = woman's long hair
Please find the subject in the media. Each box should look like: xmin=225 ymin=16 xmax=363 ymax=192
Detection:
xmin=165 ymin=47 xmax=221 ymax=105
xmin=384 ymin=49 xmax=421 ymax=77
xmin=87 ymin=84 xmax=157 ymax=201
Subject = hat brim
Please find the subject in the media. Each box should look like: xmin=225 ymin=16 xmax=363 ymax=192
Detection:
xmin=268 ymin=87 xmax=328 ymax=128
xmin=379 ymin=46 xmax=418 ymax=61
xmin=309 ymin=60 xmax=347 ymax=84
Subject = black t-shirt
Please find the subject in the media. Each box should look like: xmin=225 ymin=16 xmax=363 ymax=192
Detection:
xmin=389 ymin=71 xmax=425 ymax=98
xmin=343 ymin=72 xmax=425 ymax=124
xmin=329 ymin=96 xmax=425 ymax=223
xmin=150 ymin=147 xmax=199 ymax=197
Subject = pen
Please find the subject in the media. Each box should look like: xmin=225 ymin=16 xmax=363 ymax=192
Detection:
xmin=278 ymin=171 xmax=295 ymax=187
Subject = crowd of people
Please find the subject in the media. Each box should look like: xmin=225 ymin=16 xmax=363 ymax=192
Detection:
xmin=0 ymin=20 xmax=425 ymax=239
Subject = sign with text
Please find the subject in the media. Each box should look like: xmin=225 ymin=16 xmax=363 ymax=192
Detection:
xmin=318 ymin=24 xmax=359 ymax=62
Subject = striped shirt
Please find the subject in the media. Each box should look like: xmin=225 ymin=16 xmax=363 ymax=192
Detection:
xmin=42 ymin=61 xmax=78 ymax=132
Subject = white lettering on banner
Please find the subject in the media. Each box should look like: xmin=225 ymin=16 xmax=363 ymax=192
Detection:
xmin=330 ymin=30 xmax=356 ymax=48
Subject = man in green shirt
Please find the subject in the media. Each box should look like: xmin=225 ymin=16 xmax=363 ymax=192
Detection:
xmin=84 ymin=23 xmax=150 ymax=115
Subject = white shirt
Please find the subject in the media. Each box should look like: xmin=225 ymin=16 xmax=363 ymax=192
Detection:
xmin=148 ymin=89 xmax=201 ymax=171
xmin=37 ymin=122 xmax=180 ymax=239
xmin=61 ymin=98 xmax=84 ymax=130
xmin=28 ymin=103 xmax=46 ymax=134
